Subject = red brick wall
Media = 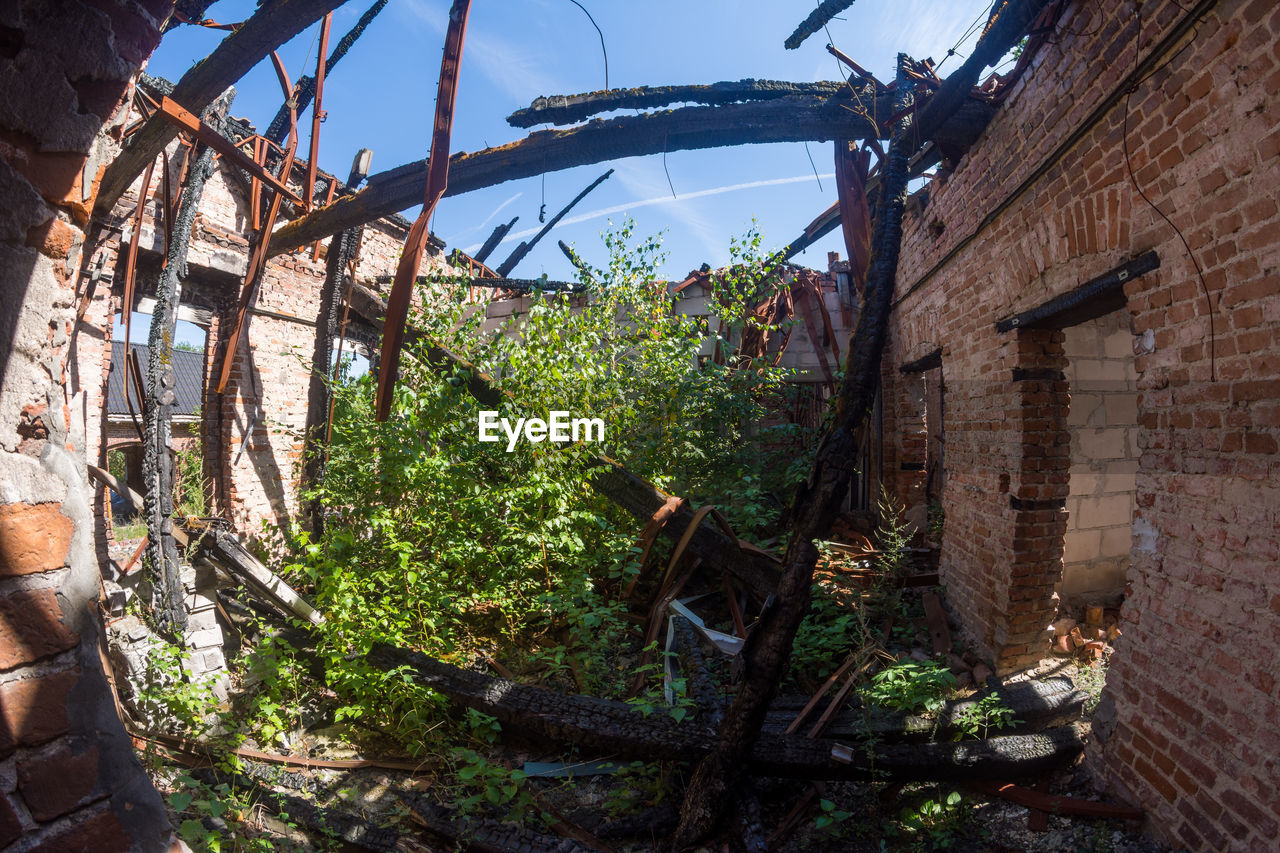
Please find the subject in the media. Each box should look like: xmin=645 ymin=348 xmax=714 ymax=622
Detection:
xmin=882 ymin=0 xmax=1280 ymax=847
xmin=0 ymin=1 xmax=175 ymax=849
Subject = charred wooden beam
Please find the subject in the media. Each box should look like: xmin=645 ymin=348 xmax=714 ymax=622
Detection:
xmin=141 ymin=99 xmax=226 ymax=636
xmin=368 ymin=644 xmax=1084 ymax=782
xmin=473 ymin=216 xmax=517 ymax=263
xmin=785 ymin=0 xmax=858 ymax=50
xmin=266 ymin=94 xmax=876 ymax=256
xmin=95 ymin=0 xmax=349 ymax=217
xmin=494 ymin=169 xmax=612 ymax=277
xmin=269 ymin=92 xmax=994 ymax=258
xmin=673 ymin=54 xmax=918 ymax=846
xmin=914 ymin=0 xmax=1053 ymax=142
xmin=507 ymin=79 xmax=848 ymax=128
xmin=301 ymin=150 xmax=373 ymax=532
xmin=559 ymin=239 xmax=595 ymax=279
xmin=266 ymin=0 xmax=389 ymax=146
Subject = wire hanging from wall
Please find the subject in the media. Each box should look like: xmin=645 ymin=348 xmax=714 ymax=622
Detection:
xmin=1122 ymin=0 xmax=1216 ymax=380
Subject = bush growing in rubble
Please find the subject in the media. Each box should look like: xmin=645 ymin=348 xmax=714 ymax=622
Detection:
xmin=285 ymin=222 xmax=820 ymax=750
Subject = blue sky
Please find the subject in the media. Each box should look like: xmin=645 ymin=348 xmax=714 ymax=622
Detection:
xmin=147 ymin=0 xmax=1002 ymax=282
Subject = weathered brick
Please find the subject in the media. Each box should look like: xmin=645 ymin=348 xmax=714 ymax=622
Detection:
xmin=17 ymin=745 xmax=101 ymax=821
xmin=0 ymin=667 xmax=76 ymax=755
xmin=0 ymin=503 xmax=74 ymax=577
xmin=0 ymin=588 xmax=79 ymax=669
xmin=27 ymin=806 xmax=131 ymax=852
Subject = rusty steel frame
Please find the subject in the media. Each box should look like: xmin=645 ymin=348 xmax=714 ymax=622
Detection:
xmin=305 ymin=13 xmax=334 ymax=211
xmin=374 ymin=0 xmax=472 ymax=421
xmin=215 ymin=51 xmax=301 ymax=394
xmin=119 ymin=157 xmax=155 ymax=429
xmin=153 ymin=96 xmax=304 ymax=206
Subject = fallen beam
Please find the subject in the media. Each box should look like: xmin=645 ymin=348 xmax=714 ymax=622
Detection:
xmin=94 ymin=0 xmax=350 ymax=216
xmin=507 ymin=79 xmax=849 ymax=128
xmin=494 ymin=168 xmax=612 ymax=277
xmin=766 ymin=677 xmax=1087 ymax=742
xmin=269 ymin=93 xmax=994 ymax=257
xmin=368 ymin=644 xmax=1084 ymax=782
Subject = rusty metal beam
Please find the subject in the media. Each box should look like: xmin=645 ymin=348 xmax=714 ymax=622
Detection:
xmin=215 ymin=52 xmax=301 ymax=395
xmin=153 ymin=96 xmax=305 ymax=206
xmin=304 ymin=13 xmax=334 ymax=210
xmin=95 ymin=0 xmax=349 ymax=217
xmin=265 ymin=0 xmax=390 ymax=145
xmin=374 ymin=0 xmax=471 ymax=422
xmin=507 ymin=79 xmax=849 ymax=128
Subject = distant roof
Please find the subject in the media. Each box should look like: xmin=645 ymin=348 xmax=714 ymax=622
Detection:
xmin=107 ymin=341 xmax=205 ymax=418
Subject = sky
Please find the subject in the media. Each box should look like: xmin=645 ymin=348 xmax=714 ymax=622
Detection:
xmin=146 ymin=0 xmax=1005 ymax=284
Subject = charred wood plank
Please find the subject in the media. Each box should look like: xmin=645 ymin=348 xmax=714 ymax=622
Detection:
xmin=785 ymin=0 xmax=858 ymax=50
xmin=367 ymin=644 xmax=1084 ymax=781
xmin=507 ymin=79 xmax=849 ymax=128
xmin=403 ymin=794 xmax=595 ymax=853
xmin=672 ymin=54 xmax=918 ymax=846
xmin=473 ymin=215 xmax=518 ymax=263
xmin=495 ymin=169 xmax=612 ymax=277
xmin=95 ymin=0 xmax=349 ymax=217
xmin=141 ymin=96 xmax=226 ymax=636
xmin=269 ymin=92 xmax=995 ymax=256
xmin=302 ymin=150 xmax=373 ymax=532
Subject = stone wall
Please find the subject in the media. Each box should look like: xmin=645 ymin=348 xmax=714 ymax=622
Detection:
xmin=0 ymin=1 xmax=175 ymax=849
xmin=881 ymin=0 xmax=1280 ymax=847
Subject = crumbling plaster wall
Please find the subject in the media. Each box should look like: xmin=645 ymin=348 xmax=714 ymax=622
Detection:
xmin=0 ymin=1 xmax=175 ymax=849
xmin=882 ymin=0 xmax=1279 ymax=848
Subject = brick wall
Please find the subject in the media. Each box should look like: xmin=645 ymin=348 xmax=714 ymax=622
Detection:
xmin=0 ymin=1 xmax=175 ymax=849
xmin=882 ymin=0 xmax=1280 ymax=847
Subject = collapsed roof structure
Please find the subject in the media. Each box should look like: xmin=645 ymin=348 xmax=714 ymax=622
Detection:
xmin=0 ymin=0 xmax=1275 ymax=849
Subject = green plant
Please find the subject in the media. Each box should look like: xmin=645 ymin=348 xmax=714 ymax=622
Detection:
xmin=281 ymin=221 xmax=818 ymax=752
xmin=134 ymin=640 xmax=221 ymax=737
xmin=167 ymin=772 xmax=303 ymax=852
xmin=863 ymin=659 xmax=958 ymax=716
xmin=873 ymin=496 xmax=913 ymax=579
xmin=926 ymin=498 xmax=944 ymax=544
xmin=1075 ymin=659 xmax=1110 ymax=714
xmin=954 ymin=693 xmax=1020 ymax=739
xmin=791 ymin=573 xmax=863 ymax=681
xmin=893 ymin=789 xmax=966 ymax=850
xmin=815 ymin=796 xmax=853 ymax=833
xmin=450 ymin=749 xmax=536 ymax=821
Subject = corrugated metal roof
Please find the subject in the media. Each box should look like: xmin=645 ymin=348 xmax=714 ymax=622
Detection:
xmin=107 ymin=341 xmax=205 ymax=418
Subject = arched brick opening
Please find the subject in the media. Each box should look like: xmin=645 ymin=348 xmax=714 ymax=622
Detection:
xmin=0 ymin=1 xmax=174 ymax=849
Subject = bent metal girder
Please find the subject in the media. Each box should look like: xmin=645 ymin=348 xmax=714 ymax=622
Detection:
xmin=373 ymin=0 xmax=471 ymax=421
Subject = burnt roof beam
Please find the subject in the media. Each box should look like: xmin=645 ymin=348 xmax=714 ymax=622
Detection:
xmin=95 ymin=0 xmax=352 ymax=218
xmin=269 ymin=92 xmax=994 ymax=257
